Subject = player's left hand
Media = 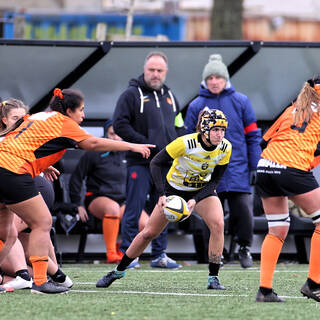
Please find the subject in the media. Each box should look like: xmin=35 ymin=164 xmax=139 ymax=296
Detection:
xmin=187 ymin=199 xmax=196 ymax=213
xmin=157 ymin=195 xmax=167 ymax=209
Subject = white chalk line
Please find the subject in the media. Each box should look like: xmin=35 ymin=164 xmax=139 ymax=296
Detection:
xmin=69 ymin=288 xmax=305 ymax=300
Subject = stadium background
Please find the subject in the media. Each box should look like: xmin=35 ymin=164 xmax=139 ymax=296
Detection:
xmin=1 ymin=0 xmax=319 ymax=263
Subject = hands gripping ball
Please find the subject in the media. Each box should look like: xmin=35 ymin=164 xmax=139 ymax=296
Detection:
xmin=163 ymin=195 xmax=191 ymax=223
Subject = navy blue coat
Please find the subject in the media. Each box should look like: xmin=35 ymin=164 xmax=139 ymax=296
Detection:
xmin=113 ymin=75 xmax=180 ymax=166
xmin=184 ymin=82 xmax=262 ymax=193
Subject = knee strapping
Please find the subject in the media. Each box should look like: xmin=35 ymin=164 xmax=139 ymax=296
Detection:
xmin=266 ymin=213 xmax=290 ymax=228
xmin=309 ymin=209 xmax=320 ymax=224
xmin=0 ymin=239 xmax=4 ymax=251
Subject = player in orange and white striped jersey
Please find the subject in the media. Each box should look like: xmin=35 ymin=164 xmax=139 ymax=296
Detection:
xmin=0 ymin=88 xmax=154 ymax=294
xmin=255 ymin=77 xmax=320 ymax=303
xmin=0 ymin=98 xmax=71 ymax=291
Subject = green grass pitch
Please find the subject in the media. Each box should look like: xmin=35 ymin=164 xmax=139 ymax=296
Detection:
xmin=1 ymin=262 xmax=319 ymax=320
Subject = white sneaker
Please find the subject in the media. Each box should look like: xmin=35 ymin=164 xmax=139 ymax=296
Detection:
xmin=150 ymin=253 xmax=182 ymax=269
xmin=52 ymin=275 xmax=73 ymax=288
xmin=127 ymin=257 xmax=141 ymax=269
xmin=3 ymin=276 xmax=32 ymax=290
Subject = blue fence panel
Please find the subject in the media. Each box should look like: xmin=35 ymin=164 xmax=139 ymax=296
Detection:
xmin=2 ymin=13 xmax=186 ymax=41
xmin=3 ymin=12 xmax=15 ymax=38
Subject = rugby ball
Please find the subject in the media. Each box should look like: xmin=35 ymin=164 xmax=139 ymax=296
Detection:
xmin=163 ymin=195 xmax=191 ymax=223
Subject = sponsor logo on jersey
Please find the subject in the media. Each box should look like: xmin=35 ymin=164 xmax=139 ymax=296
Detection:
xmin=258 ymin=158 xmax=287 ymax=169
xmin=201 ymin=162 xmax=209 ymax=170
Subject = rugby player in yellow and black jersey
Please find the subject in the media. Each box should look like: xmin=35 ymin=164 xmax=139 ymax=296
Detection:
xmin=96 ymin=108 xmax=232 ymax=291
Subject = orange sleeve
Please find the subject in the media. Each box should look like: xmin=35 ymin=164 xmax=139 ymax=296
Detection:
xmin=311 ymin=155 xmax=320 ymax=169
xmin=61 ymin=117 xmax=92 ymax=142
xmin=263 ymin=106 xmax=293 ymax=141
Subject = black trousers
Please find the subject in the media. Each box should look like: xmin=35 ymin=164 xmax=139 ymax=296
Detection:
xmin=218 ymin=192 xmax=253 ymax=247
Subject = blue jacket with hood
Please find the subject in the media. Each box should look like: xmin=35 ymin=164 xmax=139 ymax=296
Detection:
xmin=184 ymin=81 xmax=262 ymax=193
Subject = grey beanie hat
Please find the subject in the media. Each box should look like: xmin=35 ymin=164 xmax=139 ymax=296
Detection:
xmin=202 ymin=54 xmax=229 ymax=81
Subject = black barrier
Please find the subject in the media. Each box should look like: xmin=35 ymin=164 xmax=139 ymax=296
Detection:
xmin=2 ymin=39 xmax=320 ymax=124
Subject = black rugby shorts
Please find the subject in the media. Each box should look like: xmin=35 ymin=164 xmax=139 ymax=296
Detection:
xmin=0 ymin=167 xmax=38 ymax=204
xmin=255 ymin=158 xmax=318 ymax=197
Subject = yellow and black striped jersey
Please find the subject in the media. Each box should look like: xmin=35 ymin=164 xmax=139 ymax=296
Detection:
xmin=165 ymin=133 xmax=232 ymax=191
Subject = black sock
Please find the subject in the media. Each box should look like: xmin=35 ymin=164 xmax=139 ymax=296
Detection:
xmin=260 ymin=286 xmax=272 ymax=295
xmin=16 ymin=269 xmax=31 ymax=281
xmin=50 ymin=268 xmax=66 ymax=283
xmin=0 ymin=267 xmax=4 ymax=284
xmin=307 ymin=278 xmax=320 ymax=289
xmin=208 ymin=262 xmax=220 ymax=277
xmin=117 ymin=254 xmax=135 ymax=271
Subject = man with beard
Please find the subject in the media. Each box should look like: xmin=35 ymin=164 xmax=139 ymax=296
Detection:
xmin=112 ymin=51 xmax=184 ymax=269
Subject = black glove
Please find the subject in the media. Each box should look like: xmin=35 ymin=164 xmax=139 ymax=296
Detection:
xmin=250 ymin=170 xmax=257 ymax=185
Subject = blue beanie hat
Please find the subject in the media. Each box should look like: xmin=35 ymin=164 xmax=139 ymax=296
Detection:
xmin=202 ymin=54 xmax=229 ymax=82
xmin=104 ymin=119 xmax=113 ymax=137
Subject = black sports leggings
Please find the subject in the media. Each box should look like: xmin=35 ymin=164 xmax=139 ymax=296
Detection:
xmin=218 ymin=192 xmax=253 ymax=247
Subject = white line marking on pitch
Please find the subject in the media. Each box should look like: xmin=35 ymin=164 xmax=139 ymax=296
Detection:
xmin=64 ymin=270 xmax=309 ymax=274
xmin=71 ymin=290 xmax=101 ymax=293
xmin=70 ymin=290 xmax=247 ymax=297
xmin=70 ymin=289 xmax=305 ymax=299
xmin=62 ymin=268 xmax=308 ymax=273
xmin=76 ymin=282 xmax=120 ymax=285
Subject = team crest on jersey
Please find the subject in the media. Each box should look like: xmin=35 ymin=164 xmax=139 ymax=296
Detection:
xmin=201 ymin=162 xmax=209 ymax=170
xmin=167 ymin=97 xmax=173 ymax=105
xmin=143 ymin=95 xmax=150 ymax=102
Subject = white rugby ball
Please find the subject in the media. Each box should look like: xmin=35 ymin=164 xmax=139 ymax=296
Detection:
xmin=163 ymin=195 xmax=191 ymax=223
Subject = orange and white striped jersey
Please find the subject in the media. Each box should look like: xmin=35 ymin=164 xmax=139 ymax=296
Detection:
xmin=0 ymin=111 xmax=92 ymax=177
xmin=262 ymin=104 xmax=320 ymax=171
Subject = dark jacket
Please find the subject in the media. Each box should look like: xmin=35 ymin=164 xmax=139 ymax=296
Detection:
xmin=113 ymin=74 xmax=180 ymax=166
xmin=185 ymin=82 xmax=262 ymax=193
xmin=69 ymin=150 xmax=127 ymax=205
